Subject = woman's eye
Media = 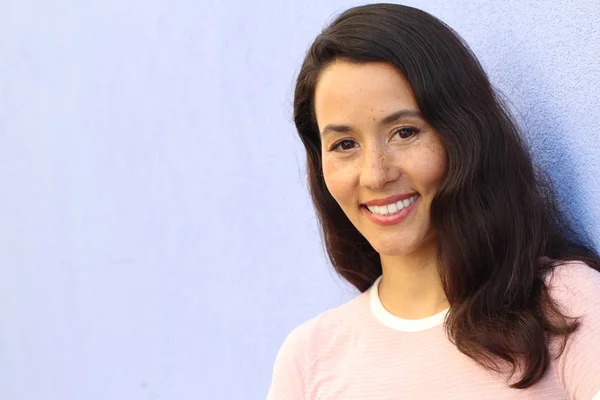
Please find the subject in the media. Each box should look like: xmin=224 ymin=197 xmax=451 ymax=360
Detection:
xmin=393 ymin=127 xmax=419 ymax=139
xmin=331 ymin=139 xmax=357 ymax=151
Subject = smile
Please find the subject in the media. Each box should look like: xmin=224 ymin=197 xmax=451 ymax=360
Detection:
xmin=365 ymin=194 xmax=420 ymax=216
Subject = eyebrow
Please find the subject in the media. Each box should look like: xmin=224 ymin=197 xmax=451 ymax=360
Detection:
xmin=320 ymin=109 xmax=423 ymax=136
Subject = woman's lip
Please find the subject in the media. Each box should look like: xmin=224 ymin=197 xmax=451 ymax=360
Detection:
xmin=361 ymin=196 xmax=418 ymax=226
xmin=362 ymin=192 xmax=418 ymax=207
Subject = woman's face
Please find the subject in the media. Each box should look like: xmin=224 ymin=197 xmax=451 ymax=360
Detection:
xmin=314 ymin=60 xmax=448 ymax=256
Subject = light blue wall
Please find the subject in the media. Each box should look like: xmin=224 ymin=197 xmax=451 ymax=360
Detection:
xmin=0 ymin=1 xmax=598 ymax=399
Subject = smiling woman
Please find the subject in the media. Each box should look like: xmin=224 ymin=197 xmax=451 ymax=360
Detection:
xmin=316 ymin=61 xmax=447 ymax=262
xmin=267 ymin=3 xmax=600 ymax=400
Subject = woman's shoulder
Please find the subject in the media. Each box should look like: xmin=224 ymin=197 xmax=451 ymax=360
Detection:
xmin=290 ymin=292 xmax=368 ymax=340
xmin=274 ymin=289 xmax=369 ymax=363
xmin=545 ymin=258 xmax=599 ymax=281
xmin=267 ymin=291 xmax=369 ymax=398
xmin=544 ymin=259 xmax=600 ymax=309
xmin=543 ymin=259 xmax=600 ymax=399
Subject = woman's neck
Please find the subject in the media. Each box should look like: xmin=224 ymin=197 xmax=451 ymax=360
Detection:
xmin=378 ymin=242 xmax=449 ymax=320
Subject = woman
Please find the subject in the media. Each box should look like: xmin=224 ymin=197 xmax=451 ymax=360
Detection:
xmin=268 ymin=3 xmax=600 ymax=399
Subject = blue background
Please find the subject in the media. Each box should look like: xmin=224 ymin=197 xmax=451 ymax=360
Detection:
xmin=1 ymin=1 xmax=598 ymax=399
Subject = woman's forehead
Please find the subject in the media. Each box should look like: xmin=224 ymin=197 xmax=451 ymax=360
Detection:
xmin=314 ymin=60 xmax=419 ymax=128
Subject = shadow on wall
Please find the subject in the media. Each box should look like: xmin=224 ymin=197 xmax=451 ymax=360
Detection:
xmin=487 ymin=29 xmax=599 ymax=250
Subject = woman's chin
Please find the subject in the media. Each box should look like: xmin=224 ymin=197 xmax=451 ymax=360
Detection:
xmin=368 ymin=233 xmax=435 ymax=257
xmin=371 ymin=241 xmax=420 ymax=257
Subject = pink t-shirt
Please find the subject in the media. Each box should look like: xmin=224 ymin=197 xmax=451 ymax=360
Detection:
xmin=267 ymin=261 xmax=600 ymax=399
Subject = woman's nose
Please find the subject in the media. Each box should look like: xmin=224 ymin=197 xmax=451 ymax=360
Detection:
xmin=359 ymin=147 xmax=400 ymax=190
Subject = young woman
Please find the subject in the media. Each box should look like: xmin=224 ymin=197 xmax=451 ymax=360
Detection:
xmin=268 ymin=3 xmax=600 ymax=399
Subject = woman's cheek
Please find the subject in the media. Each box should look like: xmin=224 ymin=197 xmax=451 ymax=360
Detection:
xmin=323 ymin=159 xmax=355 ymax=202
xmin=415 ymin=141 xmax=448 ymax=191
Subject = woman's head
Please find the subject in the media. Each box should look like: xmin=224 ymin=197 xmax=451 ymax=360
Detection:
xmin=315 ymin=60 xmax=447 ymax=258
xmin=293 ymin=2 xmax=600 ymax=388
xmin=294 ymin=3 xmax=522 ymax=291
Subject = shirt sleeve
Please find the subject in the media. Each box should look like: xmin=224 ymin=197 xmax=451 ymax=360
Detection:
xmin=550 ymin=261 xmax=600 ymax=400
xmin=266 ymin=320 xmax=314 ymax=400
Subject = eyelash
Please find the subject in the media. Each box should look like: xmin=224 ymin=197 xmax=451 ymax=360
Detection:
xmin=328 ymin=126 xmax=420 ymax=152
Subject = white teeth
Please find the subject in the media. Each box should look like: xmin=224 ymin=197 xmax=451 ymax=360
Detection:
xmin=366 ymin=194 xmax=419 ymax=216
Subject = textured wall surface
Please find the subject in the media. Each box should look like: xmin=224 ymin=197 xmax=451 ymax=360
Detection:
xmin=0 ymin=1 xmax=598 ymax=399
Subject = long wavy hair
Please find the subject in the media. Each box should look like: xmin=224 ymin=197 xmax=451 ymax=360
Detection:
xmin=293 ymin=3 xmax=600 ymax=389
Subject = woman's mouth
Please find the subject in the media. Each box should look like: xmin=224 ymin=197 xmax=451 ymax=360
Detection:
xmin=361 ymin=194 xmax=420 ymax=226
xmin=364 ymin=193 xmax=420 ymax=216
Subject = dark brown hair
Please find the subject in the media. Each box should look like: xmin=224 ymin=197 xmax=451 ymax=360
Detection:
xmin=293 ymin=3 xmax=600 ymax=389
